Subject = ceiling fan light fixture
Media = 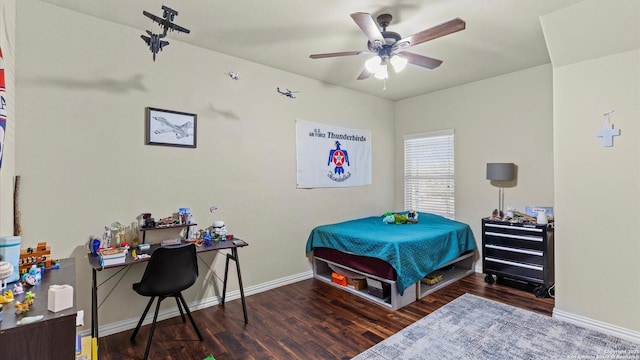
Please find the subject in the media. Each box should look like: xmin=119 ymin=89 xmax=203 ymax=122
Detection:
xmin=374 ymin=64 xmax=388 ymax=80
xmin=390 ymin=54 xmax=408 ymax=73
xmin=365 ymin=56 xmax=382 ymax=73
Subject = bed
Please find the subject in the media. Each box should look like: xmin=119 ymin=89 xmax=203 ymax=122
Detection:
xmin=306 ymin=212 xmax=477 ymax=307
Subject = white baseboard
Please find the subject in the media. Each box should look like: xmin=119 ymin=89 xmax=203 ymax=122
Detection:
xmin=553 ymin=308 xmax=640 ymax=344
xmin=473 ymin=266 xmax=639 ymax=344
xmin=79 ymin=270 xmax=314 ymax=338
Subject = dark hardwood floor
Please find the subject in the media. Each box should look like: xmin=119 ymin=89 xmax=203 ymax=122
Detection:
xmin=98 ymin=273 xmax=554 ymax=360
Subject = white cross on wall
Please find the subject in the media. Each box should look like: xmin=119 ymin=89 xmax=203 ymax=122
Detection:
xmin=596 ymin=123 xmax=620 ymax=147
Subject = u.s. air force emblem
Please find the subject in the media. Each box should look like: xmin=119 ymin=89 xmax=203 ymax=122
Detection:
xmin=327 ymin=141 xmax=351 ymax=182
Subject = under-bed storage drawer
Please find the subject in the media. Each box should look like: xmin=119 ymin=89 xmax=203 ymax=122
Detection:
xmin=312 ymin=256 xmax=416 ymax=310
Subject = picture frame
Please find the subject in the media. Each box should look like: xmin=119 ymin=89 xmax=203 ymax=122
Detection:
xmin=145 ymin=107 xmax=197 ymax=148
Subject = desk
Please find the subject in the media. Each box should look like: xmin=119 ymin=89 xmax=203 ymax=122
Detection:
xmin=0 ymin=258 xmax=77 ymax=360
xmin=87 ymin=239 xmax=248 ymax=341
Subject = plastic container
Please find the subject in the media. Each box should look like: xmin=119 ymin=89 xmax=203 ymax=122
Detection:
xmin=0 ymin=236 xmax=21 ymax=283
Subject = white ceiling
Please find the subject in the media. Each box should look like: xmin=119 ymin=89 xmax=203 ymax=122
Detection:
xmin=37 ymin=0 xmax=584 ymax=101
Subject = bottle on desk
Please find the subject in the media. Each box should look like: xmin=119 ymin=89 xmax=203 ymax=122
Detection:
xmin=536 ymin=210 xmax=548 ymax=225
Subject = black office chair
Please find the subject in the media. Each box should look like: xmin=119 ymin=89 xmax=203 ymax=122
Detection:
xmin=130 ymin=243 xmax=203 ymax=360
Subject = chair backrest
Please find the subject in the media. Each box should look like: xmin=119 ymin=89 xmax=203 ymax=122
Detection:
xmin=135 ymin=243 xmax=198 ymax=297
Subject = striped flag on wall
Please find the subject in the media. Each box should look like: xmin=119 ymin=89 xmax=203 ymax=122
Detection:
xmin=0 ymin=46 xmax=7 ymax=168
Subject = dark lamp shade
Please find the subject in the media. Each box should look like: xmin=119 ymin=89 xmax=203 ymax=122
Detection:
xmin=486 ymin=163 xmax=514 ymax=181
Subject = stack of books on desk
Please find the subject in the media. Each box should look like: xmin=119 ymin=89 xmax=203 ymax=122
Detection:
xmin=99 ymin=248 xmax=126 ymax=267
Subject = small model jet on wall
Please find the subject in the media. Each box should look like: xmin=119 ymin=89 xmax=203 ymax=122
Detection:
xmin=277 ymin=87 xmax=298 ymax=99
xmin=141 ymin=6 xmax=190 ymax=61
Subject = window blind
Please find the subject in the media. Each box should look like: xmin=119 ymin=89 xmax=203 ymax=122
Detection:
xmin=403 ymin=129 xmax=455 ymax=219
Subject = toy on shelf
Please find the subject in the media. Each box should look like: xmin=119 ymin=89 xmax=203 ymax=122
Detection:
xmin=25 ymin=291 xmax=35 ymax=305
xmin=14 ymin=292 xmax=34 ymax=314
xmin=0 ymin=289 xmax=14 ymax=303
xmin=19 ymin=242 xmax=52 ymax=274
xmin=421 ymin=273 xmax=443 ymax=286
xmin=21 ymin=265 xmax=42 ymax=286
xmin=14 ymin=300 xmax=30 ymax=314
xmin=13 ymin=282 xmax=23 ymax=295
xmin=0 ymin=261 xmax=12 ymax=291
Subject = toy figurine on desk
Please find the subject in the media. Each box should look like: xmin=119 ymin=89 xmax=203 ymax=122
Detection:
xmin=21 ymin=265 xmax=42 ymax=286
xmin=0 ymin=289 xmax=14 ymax=303
xmin=13 ymin=282 xmax=23 ymax=295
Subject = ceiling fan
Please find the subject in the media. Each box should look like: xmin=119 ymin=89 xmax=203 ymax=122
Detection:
xmin=310 ymin=13 xmax=466 ymax=80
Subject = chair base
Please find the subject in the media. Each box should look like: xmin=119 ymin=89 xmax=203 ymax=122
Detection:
xmin=130 ymin=293 xmax=203 ymax=360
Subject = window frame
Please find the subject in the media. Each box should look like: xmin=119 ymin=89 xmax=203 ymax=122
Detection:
xmin=403 ymin=129 xmax=455 ymax=219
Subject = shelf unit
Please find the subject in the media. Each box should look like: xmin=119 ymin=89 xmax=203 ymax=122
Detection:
xmin=313 ymin=256 xmax=416 ymax=310
xmin=313 ymin=251 xmax=475 ymax=310
xmin=481 ymin=219 xmax=554 ymax=297
xmin=417 ymin=251 xmax=475 ymax=299
xmin=140 ymin=223 xmax=196 ymax=244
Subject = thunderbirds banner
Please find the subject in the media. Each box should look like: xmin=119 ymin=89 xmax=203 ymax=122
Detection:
xmin=0 ymin=45 xmax=6 ymax=169
xmin=296 ymin=120 xmax=371 ymax=188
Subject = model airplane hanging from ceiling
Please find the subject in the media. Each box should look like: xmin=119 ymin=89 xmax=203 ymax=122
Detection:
xmin=141 ymin=6 xmax=191 ymax=61
xmin=277 ymin=87 xmax=298 ymax=99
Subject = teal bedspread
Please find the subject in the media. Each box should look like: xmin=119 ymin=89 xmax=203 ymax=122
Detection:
xmin=306 ymin=212 xmax=476 ymax=295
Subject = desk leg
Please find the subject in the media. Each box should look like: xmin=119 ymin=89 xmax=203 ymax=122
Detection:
xmin=233 ymin=248 xmax=248 ymax=324
xmin=92 ymin=268 xmax=99 ymax=355
xmin=221 ymin=248 xmax=248 ymax=324
xmin=221 ymin=253 xmax=230 ymax=305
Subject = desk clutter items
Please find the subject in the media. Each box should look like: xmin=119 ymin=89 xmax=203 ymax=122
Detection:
xmin=19 ymin=242 xmax=53 ymax=274
xmin=98 ymin=248 xmax=126 ymax=267
xmin=0 ymin=289 xmax=14 ymax=303
xmin=0 ymin=261 xmax=12 ymax=291
xmin=14 ymin=290 xmax=35 ymax=314
xmin=161 ymin=238 xmax=181 ymax=246
xmin=488 ymin=206 xmax=554 ymax=225
xmin=47 ymin=284 xmax=73 ymax=312
xmin=140 ymin=208 xmax=194 ymax=230
xmin=21 ymin=265 xmax=42 ymax=286
xmin=0 ymin=236 xmax=21 ymax=283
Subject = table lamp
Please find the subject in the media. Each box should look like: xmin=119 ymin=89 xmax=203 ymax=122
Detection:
xmin=486 ymin=163 xmax=514 ymax=215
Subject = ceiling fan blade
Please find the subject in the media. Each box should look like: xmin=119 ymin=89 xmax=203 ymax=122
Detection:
xmin=399 ymin=18 xmax=466 ymax=48
xmin=357 ymin=68 xmax=373 ymax=80
xmin=350 ymin=12 xmax=386 ymax=45
xmin=310 ymin=50 xmax=368 ymax=59
xmin=398 ymin=51 xmax=443 ymax=69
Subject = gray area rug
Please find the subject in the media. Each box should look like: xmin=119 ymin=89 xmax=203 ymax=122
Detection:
xmin=353 ymin=293 xmax=639 ymax=360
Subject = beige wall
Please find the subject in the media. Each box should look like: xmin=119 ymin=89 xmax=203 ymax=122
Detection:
xmin=395 ymin=64 xmax=555 ymax=244
xmin=14 ymin=0 xmax=394 ymax=331
xmin=8 ymin=0 xmax=640 ymax=341
xmin=542 ymin=0 xmax=640 ymax=334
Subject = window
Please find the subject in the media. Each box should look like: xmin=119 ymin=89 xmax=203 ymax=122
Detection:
xmin=403 ymin=129 xmax=455 ymax=219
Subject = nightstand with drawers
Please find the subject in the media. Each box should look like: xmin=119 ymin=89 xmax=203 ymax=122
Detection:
xmin=481 ymin=218 xmax=554 ymax=297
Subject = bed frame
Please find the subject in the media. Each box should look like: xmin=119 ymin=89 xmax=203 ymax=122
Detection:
xmin=312 ymin=251 xmax=475 ymax=310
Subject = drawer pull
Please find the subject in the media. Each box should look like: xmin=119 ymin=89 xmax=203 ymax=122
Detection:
xmin=485 ymin=223 xmax=543 ymax=233
xmin=485 ymin=244 xmax=543 ymax=256
xmin=485 ymin=257 xmax=543 ymax=271
xmin=485 ymin=231 xmax=543 ymax=242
